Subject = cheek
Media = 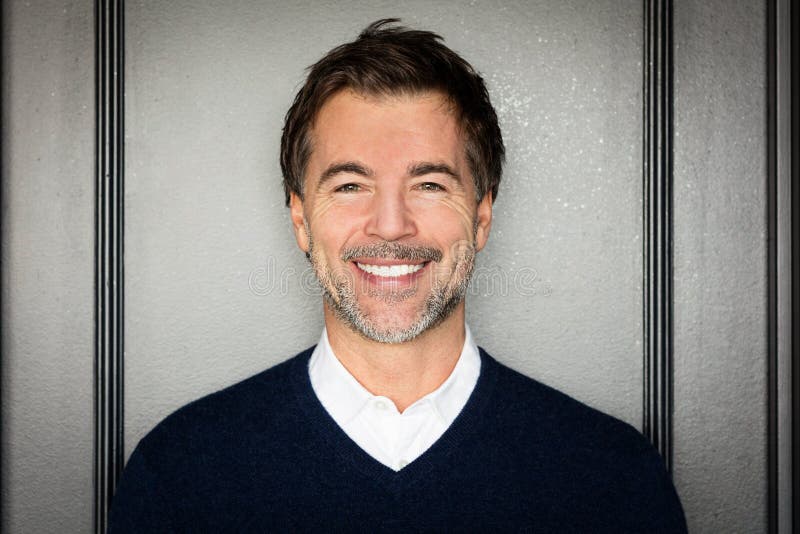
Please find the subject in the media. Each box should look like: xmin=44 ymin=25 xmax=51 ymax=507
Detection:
xmin=308 ymin=212 xmax=362 ymax=257
xmin=411 ymin=199 xmax=477 ymax=239
xmin=306 ymin=196 xmax=350 ymax=242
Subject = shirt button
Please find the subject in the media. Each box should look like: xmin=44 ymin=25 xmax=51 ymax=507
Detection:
xmin=398 ymin=459 xmax=409 ymax=469
xmin=374 ymin=400 xmax=388 ymax=410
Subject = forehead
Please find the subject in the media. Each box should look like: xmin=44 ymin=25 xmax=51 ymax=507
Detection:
xmin=308 ymin=89 xmax=465 ymax=164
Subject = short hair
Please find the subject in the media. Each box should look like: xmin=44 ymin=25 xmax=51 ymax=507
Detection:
xmin=280 ymin=18 xmax=505 ymax=206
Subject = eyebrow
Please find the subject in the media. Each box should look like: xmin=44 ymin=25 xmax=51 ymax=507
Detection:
xmin=317 ymin=162 xmax=374 ymax=190
xmin=408 ymin=162 xmax=463 ymax=186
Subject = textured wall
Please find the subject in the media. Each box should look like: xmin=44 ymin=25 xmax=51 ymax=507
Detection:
xmin=672 ymin=0 xmax=767 ymax=532
xmin=1 ymin=0 xmax=95 ymax=532
xmin=0 ymin=0 xmax=774 ymax=532
xmin=125 ymin=0 xmax=645 ymax=455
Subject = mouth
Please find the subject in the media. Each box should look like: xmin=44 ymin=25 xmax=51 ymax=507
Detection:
xmin=341 ymin=243 xmax=442 ymax=290
xmin=350 ymin=259 xmax=431 ymax=286
xmin=355 ymin=262 xmax=426 ymax=277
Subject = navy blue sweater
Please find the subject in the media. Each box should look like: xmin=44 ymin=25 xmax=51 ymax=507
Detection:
xmin=109 ymin=347 xmax=686 ymax=533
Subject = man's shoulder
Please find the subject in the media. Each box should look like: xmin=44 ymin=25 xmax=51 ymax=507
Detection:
xmin=479 ymin=349 xmax=686 ymax=532
xmin=137 ymin=346 xmax=314 ymax=455
xmin=480 ymin=348 xmax=653 ymax=457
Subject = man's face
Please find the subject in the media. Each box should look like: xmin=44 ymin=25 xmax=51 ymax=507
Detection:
xmin=290 ymin=89 xmax=492 ymax=343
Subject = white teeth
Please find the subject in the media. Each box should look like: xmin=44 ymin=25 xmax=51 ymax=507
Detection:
xmin=356 ymin=262 xmax=425 ymax=277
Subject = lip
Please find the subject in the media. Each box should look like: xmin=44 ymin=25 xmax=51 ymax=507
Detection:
xmin=349 ymin=259 xmax=431 ymax=288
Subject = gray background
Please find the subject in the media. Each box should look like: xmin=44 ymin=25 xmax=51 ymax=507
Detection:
xmin=2 ymin=1 xmax=95 ymax=532
xmin=124 ymin=0 xmax=644 ymax=456
xmin=673 ymin=1 xmax=768 ymax=530
xmin=1 ymin=1 xmax=774 ymax=532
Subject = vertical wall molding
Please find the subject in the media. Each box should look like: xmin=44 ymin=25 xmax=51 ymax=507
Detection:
xmin=94 ymin=0 xmax=125 ymax=532
xmin=792 ymin=0 xmax=799 ymax=529
xmin=642 ymin=0 xmax=674 ymax=471
xmin=766 ymin=0 xmax=778 ymax=531
xmin=769 ymin=0 xmax=795 ymax=531
xmin=765 ymin=0 xmax=797 ymax=529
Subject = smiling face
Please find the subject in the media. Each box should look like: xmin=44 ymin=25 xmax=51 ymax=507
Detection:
xmin=290 ymin=90 xmax=492 ymax=344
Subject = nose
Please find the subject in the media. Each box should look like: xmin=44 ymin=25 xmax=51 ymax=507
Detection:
xmin=364 ymin=189 xmax=416 ymax=241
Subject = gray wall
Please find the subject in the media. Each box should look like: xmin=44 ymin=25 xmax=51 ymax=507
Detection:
xmin=1 ymin=0 xmax=95 ymax=532
xmin=124 ymin=0 xmax=646 ymax=462
xmin=673 ymin=1 xmax=768 ymax=531
xmin=0 ymin=1 xmax=777 ymax=533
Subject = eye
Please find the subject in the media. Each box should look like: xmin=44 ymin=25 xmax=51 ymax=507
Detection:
xmin=334 ymin=183 xmax=362 ymax=193
xmin=417 ymin=182 xmax=446 ymax=192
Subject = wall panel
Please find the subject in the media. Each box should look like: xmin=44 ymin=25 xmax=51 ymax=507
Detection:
xmin=1 ymin=1 xmax=96 ymax=531
xmin=124 ymin=0 xmax=646 ymax=458
xmin=673 ymin=1 xmax=768 ymax=532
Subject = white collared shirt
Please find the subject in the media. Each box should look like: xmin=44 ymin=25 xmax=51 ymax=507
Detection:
xmin=308 ymin=325 xmax=481 ymax=471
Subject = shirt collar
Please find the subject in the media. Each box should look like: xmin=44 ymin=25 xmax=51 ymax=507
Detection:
xmin=308 ymin=325 xmax=481 ymax=427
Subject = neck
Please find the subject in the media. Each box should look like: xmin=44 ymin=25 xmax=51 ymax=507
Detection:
xmin=323 ymin=303 xmax=467 ymax=413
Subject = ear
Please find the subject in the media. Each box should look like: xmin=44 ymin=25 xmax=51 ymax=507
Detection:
xmin=289 ymin=192 xmax=310 ymax=253
xmin=474 ymin=191 xmax=493 ymax=252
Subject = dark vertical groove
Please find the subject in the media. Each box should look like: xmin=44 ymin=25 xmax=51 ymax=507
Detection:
xmin=642 ymin=0 xmax=674 ymax=472
xmin=792 ymin=0 xmax=799 ymax=527
xmin=766 ymin=0 xmax=778 ymax=532
xmin=94 ymin=0 xmax=124 ymax=532
xmin=0 ymin=3 xmax=5 ymax=527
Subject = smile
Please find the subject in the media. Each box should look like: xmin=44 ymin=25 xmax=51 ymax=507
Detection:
xmin=355 ymin=262 xmax=427 ymax=277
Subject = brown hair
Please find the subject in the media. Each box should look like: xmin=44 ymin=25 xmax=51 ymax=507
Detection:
xmin=279 ymin=19 xmax=505 ymax=206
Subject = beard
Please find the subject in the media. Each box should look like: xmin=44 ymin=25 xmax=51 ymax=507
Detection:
xmin=306 ymin=224 xmax=477 ymax=344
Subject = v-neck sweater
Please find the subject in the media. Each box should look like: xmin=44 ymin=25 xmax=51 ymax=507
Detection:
xmin=308 ymin=326 xmax=481 ymax=471
xmin=109 ymin=347 xmax=687 ymax=533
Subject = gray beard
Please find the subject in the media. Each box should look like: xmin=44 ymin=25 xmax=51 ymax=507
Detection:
xmin=306 ymin=229 xmax=476 ymax=344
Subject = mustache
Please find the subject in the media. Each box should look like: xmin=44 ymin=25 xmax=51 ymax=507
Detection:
xmin=341 ymin=242 xmax=443 ymax=263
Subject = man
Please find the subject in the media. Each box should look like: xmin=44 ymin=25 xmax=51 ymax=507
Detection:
xmin=110 ymin=20 xmax=686 ymax=532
